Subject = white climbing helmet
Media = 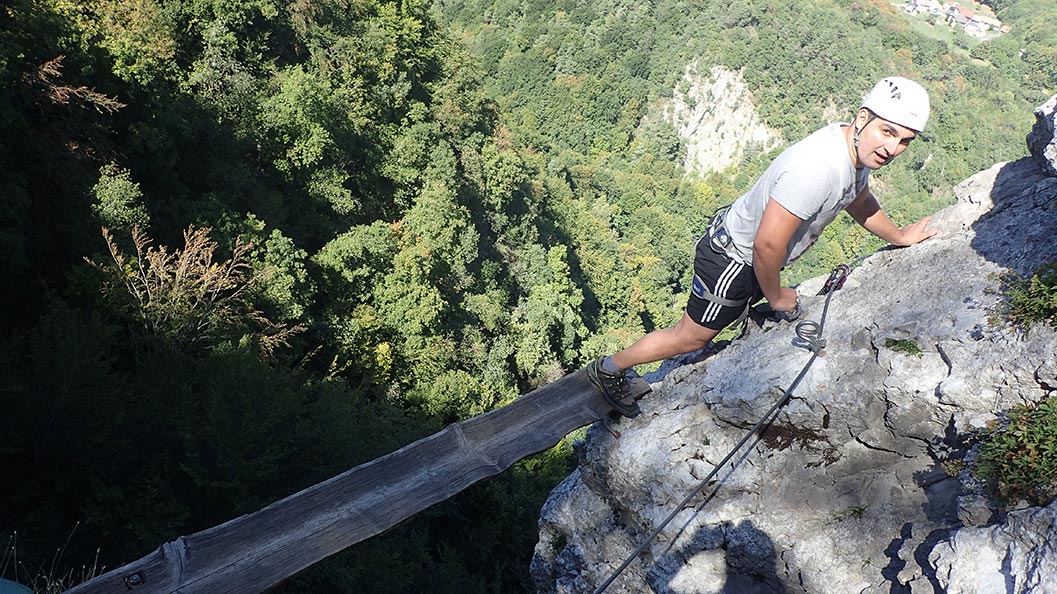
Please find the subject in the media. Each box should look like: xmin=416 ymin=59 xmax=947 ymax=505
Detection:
xmin=862 ymin=76 xmax=930 ymax=132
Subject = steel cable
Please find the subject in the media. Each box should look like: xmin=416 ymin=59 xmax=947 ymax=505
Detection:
xmin=592 ymin=262 xmax=854 ymax=594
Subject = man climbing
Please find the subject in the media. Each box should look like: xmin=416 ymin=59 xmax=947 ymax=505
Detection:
xmin=588 ymin=76 xmax=938 ymax=418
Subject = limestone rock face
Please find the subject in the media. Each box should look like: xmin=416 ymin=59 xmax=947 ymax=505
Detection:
xmin=930 ymin=501 xmax=1057 ymax=594
xmin=532 ymin=102 xmax=1057 ymax=593
xmin=662 ymin=64 xmax=783 ymax=176
xmin=1027 ymin=93 xmax=1057 ymax=177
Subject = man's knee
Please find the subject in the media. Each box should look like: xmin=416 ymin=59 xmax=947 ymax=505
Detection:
xmin=674 ymin=314 xmax=721 ymax=349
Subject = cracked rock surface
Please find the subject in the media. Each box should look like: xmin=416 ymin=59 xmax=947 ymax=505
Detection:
xmin=531 ymin=98 xmax=1057 ymax=594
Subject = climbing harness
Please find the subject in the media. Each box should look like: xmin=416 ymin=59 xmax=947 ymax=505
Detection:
xmin=592 ymin=260 xmax=858 ymax=594
xmin=690 ymin=272 xmax=753 ymax=327
xmin=705 ymin=204 xmax=734 ymax=254
xmin=690 ymin=204 xmax=757 ymax=326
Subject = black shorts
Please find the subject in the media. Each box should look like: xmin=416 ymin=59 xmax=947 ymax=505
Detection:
xmin=686 ymin=238 xmax=760 ymax=330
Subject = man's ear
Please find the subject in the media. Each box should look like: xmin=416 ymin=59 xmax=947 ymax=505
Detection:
xmin=854 ymin=108 xmax=870 ymax=130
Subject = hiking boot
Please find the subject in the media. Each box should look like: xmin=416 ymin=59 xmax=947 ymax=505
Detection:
xmin=587 ymin=357 xmax=641 ymax=418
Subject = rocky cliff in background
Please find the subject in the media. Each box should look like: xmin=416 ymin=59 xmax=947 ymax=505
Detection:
xmin=532 ymin=96 xmax=1057 ymax=594
xmin=1028 ymin=94 xmax=1057 ymax=178
xmin=662 ymin=64 xmax=783 ymax=176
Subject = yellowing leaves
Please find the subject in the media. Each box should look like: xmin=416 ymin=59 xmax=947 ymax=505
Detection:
xmin=52 ymin=0 xmax=177 ymax=85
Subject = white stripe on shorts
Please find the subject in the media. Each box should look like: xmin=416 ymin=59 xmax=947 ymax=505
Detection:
xmin=700 ymin=259 xmax=744 ymax=323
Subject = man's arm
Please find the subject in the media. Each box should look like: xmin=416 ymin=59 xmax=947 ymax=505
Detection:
xmin=753 ymin=198 xmax=801 ymax=313
xmin=845 ymin=187 xmax=937 ymax=246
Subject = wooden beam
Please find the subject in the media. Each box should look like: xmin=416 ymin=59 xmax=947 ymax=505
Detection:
xmin=65 ymin=369 xmax=649 ymax=594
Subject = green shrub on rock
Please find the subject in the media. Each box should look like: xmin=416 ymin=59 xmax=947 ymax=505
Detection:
xmin=975 ymin=396 xmax=1057 ymax=507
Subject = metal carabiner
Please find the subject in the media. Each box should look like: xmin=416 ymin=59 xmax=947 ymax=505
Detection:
xmin=818 ymin=264 xmax=851 ymax=295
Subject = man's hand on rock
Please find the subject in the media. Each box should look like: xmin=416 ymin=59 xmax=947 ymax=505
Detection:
xmin=897 ymin=216 xmax=938 ymax=246
xmin=769 ymin=287 xmax=800 ymax=314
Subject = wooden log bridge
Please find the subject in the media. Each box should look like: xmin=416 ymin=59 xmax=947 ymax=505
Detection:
xmin=65 ymin=369 xmax=650 ymax=594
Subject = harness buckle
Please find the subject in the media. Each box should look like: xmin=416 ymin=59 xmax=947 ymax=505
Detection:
xmin=706 ymin=205 xmax=734 ymax=253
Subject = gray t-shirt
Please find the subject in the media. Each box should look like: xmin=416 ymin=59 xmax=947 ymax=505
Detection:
xmin=723 ymin=123 xmax=870 ymax=266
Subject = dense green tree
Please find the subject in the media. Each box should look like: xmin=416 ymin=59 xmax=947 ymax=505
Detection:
xmin=976 ymin=0 xmax=1057 ymax=94
xmin=90 ymin=163 xmax=150 ymax=231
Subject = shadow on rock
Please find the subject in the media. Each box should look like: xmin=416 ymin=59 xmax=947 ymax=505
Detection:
xmin=649 ymin=519 xmax=788 ymax=594
xmin=970 ymin=158 xmax=1057 ymax=275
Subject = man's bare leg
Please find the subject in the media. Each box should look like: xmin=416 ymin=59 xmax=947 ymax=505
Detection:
xmin=610 ymin=311 xmax=722 ymax=371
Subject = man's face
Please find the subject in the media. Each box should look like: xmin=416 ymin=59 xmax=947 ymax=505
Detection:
xmin=855 ymin=109 xmax=918 ymax=170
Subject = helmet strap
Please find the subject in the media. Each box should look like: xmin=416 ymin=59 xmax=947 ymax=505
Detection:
xmin=853 ymin=109 xmax=878 ymax=166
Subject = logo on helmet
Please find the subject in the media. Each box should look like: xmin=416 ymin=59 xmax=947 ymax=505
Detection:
xmin=863 ymin=77 xmax=930 ymax=132
xmin=884 ymin=79 xmax=902 ymax=100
